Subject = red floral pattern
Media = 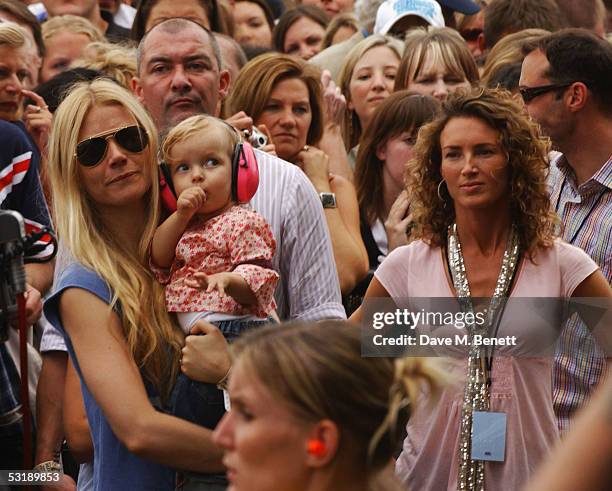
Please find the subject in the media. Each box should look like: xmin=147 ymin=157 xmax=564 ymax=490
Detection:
xmin=151 ymin=205 xmax=278 ymax=317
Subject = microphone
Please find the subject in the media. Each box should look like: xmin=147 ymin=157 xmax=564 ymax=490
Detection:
xmin=0 ymin=210 xmax=27 ymax=342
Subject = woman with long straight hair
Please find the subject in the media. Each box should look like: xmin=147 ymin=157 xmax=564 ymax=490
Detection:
xmin=44 ymin=79 xmax=230 ymax=489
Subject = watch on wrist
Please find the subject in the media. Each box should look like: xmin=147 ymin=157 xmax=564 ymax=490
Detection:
xmin=319 ymin=192 xmax=337 ymax=209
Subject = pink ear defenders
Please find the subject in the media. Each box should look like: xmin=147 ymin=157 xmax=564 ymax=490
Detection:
xmin=159 ymin=164 xmax=177 ymax=213
xmin=158 ymin=140 xmax=260 ymax=214
xmin=231 ymin=141 xmax=259 ymax=203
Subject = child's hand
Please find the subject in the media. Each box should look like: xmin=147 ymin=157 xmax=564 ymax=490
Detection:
xmin=184 ymin=271 xmax=235 ymax=295
xmin=176 ymin=187 xmax=206 ymax=219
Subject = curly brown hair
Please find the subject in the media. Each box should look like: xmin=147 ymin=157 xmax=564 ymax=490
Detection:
xmin=406 ymin=87 xmax=558 ymax=258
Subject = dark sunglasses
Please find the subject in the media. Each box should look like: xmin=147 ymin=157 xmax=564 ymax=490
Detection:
xmin=75 ymin=125 xmax=149 ymax=167
xmin=519 ymin=82 xmax=574 ymax=104
xmin=459 ymin=28 xmax=482 ymax=42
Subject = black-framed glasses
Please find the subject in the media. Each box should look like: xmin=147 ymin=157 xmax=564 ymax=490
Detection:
xmin=75 ymin=125 xmax=149 ymax=167
xmin=519 ymin=82 xmax=575 ymax=104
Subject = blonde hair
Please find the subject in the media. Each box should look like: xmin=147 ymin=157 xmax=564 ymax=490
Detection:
xmin=395 ymin=28 xmax=479 ymax=92
xmin=233 ymin=321 xmax=444 ymax=489
xmin=354 ymin=0 xmax=384 ymax=33
xmin=481 ymin=29 xmax=550 ymax=86
xmin=162 ymin=114 xmax=238 ymax=164
xmin=72 ymin=41 xmax=138 ymax=89
xmin=42 ymin=14 xmax=105 ymax=44
xmin=0 ymin=21 xmax=29 ymax=48
xmin=338 ymin=34 xmax=404 ymax=150
xmin=406 ymin=87 xmax=557 ymax=257
xmin=48 ymin=79 xmax=183 ymax=399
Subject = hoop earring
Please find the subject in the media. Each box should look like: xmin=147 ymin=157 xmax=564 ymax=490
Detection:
xmin=437 ymin=179 xmax=447 ymax=201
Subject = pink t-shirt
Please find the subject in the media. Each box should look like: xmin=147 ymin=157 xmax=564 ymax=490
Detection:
xmin=375 ymin=238 xmax=599 ymax=491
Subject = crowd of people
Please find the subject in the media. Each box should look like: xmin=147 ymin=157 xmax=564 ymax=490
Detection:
xmin=0 ymin=0 xmax=611 ymax=490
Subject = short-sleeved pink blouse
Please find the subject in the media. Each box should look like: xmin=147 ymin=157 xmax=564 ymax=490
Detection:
xmin=375 ymin=238 xmax=599 ymax=491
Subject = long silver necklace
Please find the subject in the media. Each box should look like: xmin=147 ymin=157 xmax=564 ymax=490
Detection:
xmin=447 ymin=223 xmax=520 ymax=491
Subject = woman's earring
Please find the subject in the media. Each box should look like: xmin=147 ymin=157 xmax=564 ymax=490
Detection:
xmin=437 ymin=179 xmax=447 ymax=201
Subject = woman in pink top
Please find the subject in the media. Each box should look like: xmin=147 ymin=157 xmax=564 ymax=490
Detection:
xmin=351 ymin=87 xmax=612 ymax=491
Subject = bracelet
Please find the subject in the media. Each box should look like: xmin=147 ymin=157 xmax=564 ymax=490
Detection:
xmin=33 ymin=461 xmax=62 ymax=473
xmin=216 ymin=367 xmax=231 ymax=391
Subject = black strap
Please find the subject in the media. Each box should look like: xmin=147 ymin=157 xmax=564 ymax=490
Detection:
xmin=444 ymin=243 xmax=521 ymax=387
xmin=359 ymin=212 xmax=384 ymax=270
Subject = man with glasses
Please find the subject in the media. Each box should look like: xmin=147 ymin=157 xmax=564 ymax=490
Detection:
xmin=520 ymin=28 xmax=612 ymax=432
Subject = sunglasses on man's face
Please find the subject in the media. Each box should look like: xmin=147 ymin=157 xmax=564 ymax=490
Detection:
xmin=459 ymin=28 xmax=482 ymax=42
xmin=518 ymin=82 xmax=574 ymax=104
xmin=75 ymin=125 xmax=149 ymax=167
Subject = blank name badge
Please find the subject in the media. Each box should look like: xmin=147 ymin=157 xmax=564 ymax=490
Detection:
xmin=471 ymin=411 xmax=507 ymax=462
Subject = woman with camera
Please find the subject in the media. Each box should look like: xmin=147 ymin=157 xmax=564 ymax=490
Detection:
xmin=226 ymin=54 xmax=368 ymax=295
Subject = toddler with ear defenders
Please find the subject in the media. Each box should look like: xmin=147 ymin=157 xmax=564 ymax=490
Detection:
xmin=150 ymin=115 xmax=278 ymax=447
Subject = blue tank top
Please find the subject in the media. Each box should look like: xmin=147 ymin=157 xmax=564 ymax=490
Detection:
xmin=44 ymin=263 xmax=175 ymax=490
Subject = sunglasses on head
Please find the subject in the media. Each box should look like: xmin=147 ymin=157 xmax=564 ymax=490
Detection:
xmin=75 ymin=125 xmax=149 ymax=167
xmin=519 ymin=82 xmax=575 ymax=104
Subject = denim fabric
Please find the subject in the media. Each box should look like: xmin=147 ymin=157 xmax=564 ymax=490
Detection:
xmin=175 ymin=472 xmax=228 ymax=491
xmin=171 ymin=318 xmax=273 ymax=429
xmin=171 ymin=318 xmax=273 ymax=490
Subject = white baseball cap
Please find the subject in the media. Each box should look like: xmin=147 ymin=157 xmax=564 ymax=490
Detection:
xmin=374 ymin=0 xmax=445 ymax=35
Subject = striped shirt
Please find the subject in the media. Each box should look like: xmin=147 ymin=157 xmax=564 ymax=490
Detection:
xmin=551 ymin=153 xmax=612 ymax=432
xmin=250 ymin=149 xmax=345 ymax=320
xmin=41 ymin=150 xmax=346 ymax=352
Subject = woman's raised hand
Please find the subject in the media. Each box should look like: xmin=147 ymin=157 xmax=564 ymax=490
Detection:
xmin=321 ymin=70 xmax=346 ymax=127
xmin=225 ymin=111 xmax=253 ymax=132
xmin=21 ymin=89 xmax=52 ymax=156
xmin=296 ymin=146 xmax=331 ymax=191
xmin=384 ymin=190 xmax=413 ymax=252
xmin=256 ymin=124 xmax=276 ymax=156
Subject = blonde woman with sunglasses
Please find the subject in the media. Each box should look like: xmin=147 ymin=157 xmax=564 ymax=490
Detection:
xmin=44 ymin=79 xmax=231 ymax=489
